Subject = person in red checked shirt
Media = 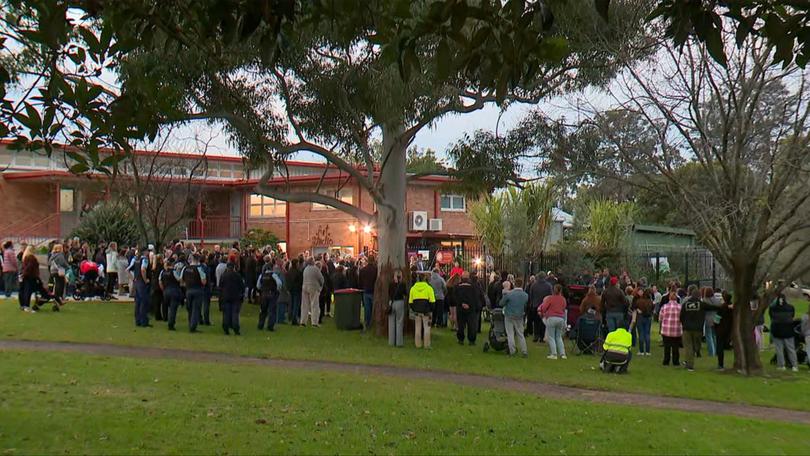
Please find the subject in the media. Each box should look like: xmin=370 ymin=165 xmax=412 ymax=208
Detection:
xmin=658 ymin=291 xmax=683 ymax=367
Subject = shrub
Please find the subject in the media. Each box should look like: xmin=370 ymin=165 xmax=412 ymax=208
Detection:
xmin=240 ymin=228 xmax=281 ymax=251
xmin=70 ymin=202 xmax=139 ymax=246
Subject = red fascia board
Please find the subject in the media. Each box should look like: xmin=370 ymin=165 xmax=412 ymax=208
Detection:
xmin=2 ymin=170 xmax=240 ymax=187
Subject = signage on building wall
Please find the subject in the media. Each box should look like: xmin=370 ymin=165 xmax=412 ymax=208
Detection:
xmin=434 ymin=250 xmax=454 ymax=265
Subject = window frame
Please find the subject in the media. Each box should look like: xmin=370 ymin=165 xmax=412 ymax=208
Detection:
xmin=311 ymin=187 xmax=353 ymax=211
xmin=59 ymin=188 xmax=75 ymax=213
xmin=249 ymin=194 xmax=286 ymax=219
xmin=440 ymin=193 xmax=466 ymax=212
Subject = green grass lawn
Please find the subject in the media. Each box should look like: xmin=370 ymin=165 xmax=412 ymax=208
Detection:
xmin=1 ymin=350 xmax=808 ymax=455
xmin=2 ymin=298 xmax=809 ymax=412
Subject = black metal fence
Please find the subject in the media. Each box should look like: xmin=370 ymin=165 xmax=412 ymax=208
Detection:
xmin=414 ymin=241 xmax=730 ymax=290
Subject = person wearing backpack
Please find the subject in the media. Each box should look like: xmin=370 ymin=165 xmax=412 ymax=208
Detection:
xmin=219 ymin=255 xmax=245 ymax=335
xmin=182 ymin=254 xmax=207 ymax=333
xmin=770 ymin=292 xmax=798 ymax=371
xmin=679 ymin=285 xmax=706 ymax=371
xmin=257 ymin=259 xmax=280 ymax=331
xmin=160 ymin=258 xmax=183 ymax=331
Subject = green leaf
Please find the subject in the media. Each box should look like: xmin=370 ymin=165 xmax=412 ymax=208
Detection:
xmin=78 ymin=26 xmax=101 ymax=53
xmin=703 ymin=27 xmax=727 ymax=67
xmin=69 ymin=163 xmax=90 ymax=174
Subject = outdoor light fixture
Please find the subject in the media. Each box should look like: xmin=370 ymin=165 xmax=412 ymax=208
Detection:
xmin=473 ymin=257 xmax=482 ymax=266
xmin=363 ymin=225 xmax=372 ymax=234
xmin=348 ymin=224 xmax=357 ymax=233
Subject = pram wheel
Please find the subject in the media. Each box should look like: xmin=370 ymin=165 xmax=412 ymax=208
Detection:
xmin=483 ymin=342 xmax=490 ymax=352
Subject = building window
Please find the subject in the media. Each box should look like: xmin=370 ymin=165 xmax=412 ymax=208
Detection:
xmin=440 ymin=194 xmax=465 ymax=212
xmin=249 ymin=194 xmax=286 ymax=218
xmin=312 ymin=187 xmax=353 ymax=211
xmin=60 ymin=188 xmax=75 ymax=212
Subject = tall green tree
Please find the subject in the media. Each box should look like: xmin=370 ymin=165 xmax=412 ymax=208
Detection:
xmin=117 ymin=1 xmax=648 ymax=335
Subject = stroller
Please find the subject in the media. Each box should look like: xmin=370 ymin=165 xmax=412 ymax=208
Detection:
xmin=769 ymin=320 xmax=808 ymax=368
xmin=73 ymin=261 xmax=112 ymax=301
xmin=31 ymin=278 xmax=62 ymax=312
xmin=573 ymin=311 xmax=603 ymax=355
xmin=483 ymin=308 xmax=509 ymax=353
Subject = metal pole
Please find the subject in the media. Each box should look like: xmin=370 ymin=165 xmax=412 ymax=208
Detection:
xmin=711 ymin=255 xmax=717 ymax=290
xmin=655 ymin=252 xmax=660 ymax=284
xmin=684 ymin=251 xmax=689 ymax=286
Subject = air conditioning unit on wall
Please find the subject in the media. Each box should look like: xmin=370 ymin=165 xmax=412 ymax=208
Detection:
xmin=428 ymin=218 xmax=442 ymax=231
xmin=410 ymin=211 xmax=428 ymax=231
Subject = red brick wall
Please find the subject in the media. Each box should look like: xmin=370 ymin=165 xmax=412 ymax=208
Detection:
xmin=0 ymin=178 xmax=58 ymax=238
xmin=244 ymin=180 xmax=475 ymax=256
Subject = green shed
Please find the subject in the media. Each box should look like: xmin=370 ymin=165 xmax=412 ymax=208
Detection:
xmin=630 ymin=224 xmax=697 ymax=250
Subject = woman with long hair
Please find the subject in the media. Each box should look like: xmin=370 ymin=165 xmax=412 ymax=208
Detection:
xmin=49 ymin=244 xmax=69 ymax=306
xmin=19 ymin=245 xmax=39 ymax=312
xmin=388 ymin=270 xmax=407 ymax=347
xmin=105 ymin=242 xmax=119 ymax=297
xmin=446 ymin=273 xmax=461 ymax=331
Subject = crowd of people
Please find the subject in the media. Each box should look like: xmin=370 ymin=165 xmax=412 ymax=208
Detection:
xmin=2 ymin=239 xmax=808 ymax=373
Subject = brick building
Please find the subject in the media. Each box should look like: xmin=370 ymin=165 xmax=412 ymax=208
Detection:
xmin=0 ymin=142 xmax=476 ymax=261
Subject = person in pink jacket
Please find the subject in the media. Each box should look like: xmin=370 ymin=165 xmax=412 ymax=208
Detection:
xmin=2 ymin=241 xmax=18 ymax=298
xmin=539 ymin=284 xmax=568 ymax=359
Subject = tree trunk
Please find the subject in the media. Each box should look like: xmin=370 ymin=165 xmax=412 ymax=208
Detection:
xmin=372 ymin=123 xmax=408 ymax=337
xmin=731 ymin=263 xmax=762 ymax=375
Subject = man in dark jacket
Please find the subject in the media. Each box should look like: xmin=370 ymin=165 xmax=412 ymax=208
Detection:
xmin=359 ymin=257 xmax=378 ymax=329
xmin=601 ymin=277 xmax=627 ymax=332
xmin=286 ymin=259 xmax=303 ymax=325
xmin=770 ymin=293 xmax=798 ymax=371
xmin=219 ymin=256 xmax=245 ymax=335
xmin=455 ymin=271 xmax=481 ymax=345
xmin=257 ymin=263 xmax=280 ymax=332
xmin=679 ymin=285 xmax=706 ymax=371
xmin=528 ymin=273 xmax=552 ymax=342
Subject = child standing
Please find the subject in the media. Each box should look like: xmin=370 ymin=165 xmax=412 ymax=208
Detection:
xmin=659 ymin=291 xmax=683 ymax=367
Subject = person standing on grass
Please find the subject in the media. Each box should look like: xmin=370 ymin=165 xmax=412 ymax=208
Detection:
xmin=286 ymin=258 xmax=303 ymax=325
xmin=105 ymin=242 xmax=118 ymax=297
xmin=659 ymin=291 xmax=683 ymax=366
xmin=528 ymin=272 xmax=552 ymax=343
xmin=500 ymin=278 xmax=529 ymax=357
xmin=257 ymin=258 xmax=280 ymax=331
xmin=48 ymin=244 xmax=69 ymax=307
xmin=181 ymin=254 xmax=207 ymax=333
xmin=301 ymin=258 xmax=324 ymax=327
xmin=429 ymin=267 xmax=447 ymax=328
xmin=455 ymin=271 xmax=481 ymax=346
xmin=128 ymin=248 xmax=151 ymax=327
xmin=388 ymin=270 xmax=407 ymax=347
xmin=445 ymin=273 xmax=460 ymax=331
xmin=18 ymin=245 xmax=40 ymax=312
xmin=539 ymin=284 xmax=567 ymax=360
xmin=601 ymin=277 xmax=627 ymax=332
xmin=220 ymin=255 xmax=245 ymax=336
xmin=359 ymin=256 xmax=377 ymax=330
xmin=2 ymin=241 xmax=18 ymax=298
xmin=769 ymin=293 xmax=799 ymax=372
xmin=149 ymin=253 xmax=164 ymax=321
xmin=160 ymin=258 xmax=183 ymax=331
xmin=679 ymin=285 xmax=706 ymax=371
xmin=715 ymin=291 xmax=734 ymax=370
xmin=409 ymin=272 xmax=435 ymax=349
xmin=632 ymin=289 xmax=654 ymax=356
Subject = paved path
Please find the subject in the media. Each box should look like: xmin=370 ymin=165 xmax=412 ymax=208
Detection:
xmin=2 ymin=339 xmax=809 ymax=425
